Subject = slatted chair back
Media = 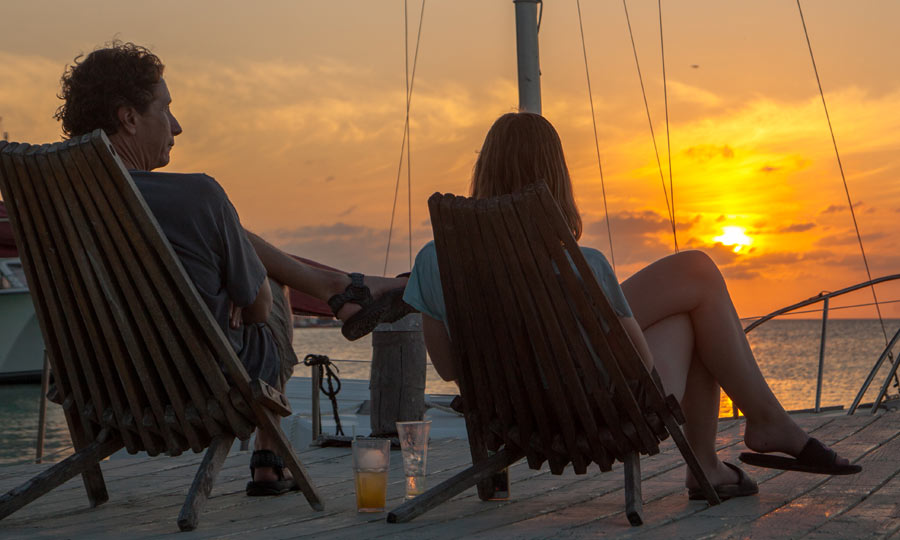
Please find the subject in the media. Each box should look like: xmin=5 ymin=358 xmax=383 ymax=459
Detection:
xmin=0 ymin=130 xmax=320 ymax=530
xmin=428 ymin=183 xmax=692 ymax=476
xmin=0 ymin=131 xmax=256 ymax=457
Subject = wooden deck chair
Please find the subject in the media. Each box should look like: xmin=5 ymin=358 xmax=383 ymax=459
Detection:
xmin=388 ymin=183 xmax=721 ymax=525
xmin=0 ymin=131 xmax=323 ymax=531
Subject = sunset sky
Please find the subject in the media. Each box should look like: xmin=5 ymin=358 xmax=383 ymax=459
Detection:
xmin=1 ymin=0 xmax=899 ymax=320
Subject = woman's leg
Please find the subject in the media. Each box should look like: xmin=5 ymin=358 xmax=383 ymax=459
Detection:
xmin=642 ymin=311 xmax=742 ymax=487
xmin=621 ymin=251 xmax=843 ymax=465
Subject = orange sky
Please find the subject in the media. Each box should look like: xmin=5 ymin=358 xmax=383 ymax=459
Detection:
xmin=1 ymin=0 xmax=899 ymax=320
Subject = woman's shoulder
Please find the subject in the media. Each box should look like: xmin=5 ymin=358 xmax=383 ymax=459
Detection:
xmin=579 ymin=245 xmax=611 ymax=264
xmin=415 ymin=240 xmax=437 ymax=261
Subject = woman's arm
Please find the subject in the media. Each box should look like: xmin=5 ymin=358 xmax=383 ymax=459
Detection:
xmin=620 ymin=316 xmax=655 ymax=372
xmin=422 ymin=314 xmax=457 ymax=382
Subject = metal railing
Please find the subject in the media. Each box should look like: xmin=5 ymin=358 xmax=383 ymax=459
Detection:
xmin=738 ymin=273 xmax=900 ymax=417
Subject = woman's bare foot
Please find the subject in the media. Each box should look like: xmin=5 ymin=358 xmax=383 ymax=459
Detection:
xmin=685 ymin=459 xmax=741 ymax=490
xmin=743 ymin=415 xmax=851 ymax=466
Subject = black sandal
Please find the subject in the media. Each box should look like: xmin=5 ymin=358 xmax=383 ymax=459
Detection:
xmin=246 ymin=450 xmax=298 ymax=496
xmin=331 ymin=273 xmax=416 ymax=341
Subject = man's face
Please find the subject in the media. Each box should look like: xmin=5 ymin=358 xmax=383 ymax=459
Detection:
xmin=133 ymin=78 xmax=182 ymax=170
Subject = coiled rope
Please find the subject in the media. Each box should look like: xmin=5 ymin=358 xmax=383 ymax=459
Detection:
xmin=303 ymin=354 xmax=344 ymax=436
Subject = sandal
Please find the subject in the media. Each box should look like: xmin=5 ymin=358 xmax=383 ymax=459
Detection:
xmin=332 ymin=273 xmax=416 ymax=341
xmin=327 ymin=272 xmax=373 ymax=318
xmin=739 ymin=437 xmax=862 ymax=475
xmin=246 ymin=450 xmax=298 ymax=496
xmin=688 ymin=461 xmax=758 ymax=501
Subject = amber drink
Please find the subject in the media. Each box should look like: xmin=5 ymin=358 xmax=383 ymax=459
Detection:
xmin=352 ymin=438 xmax=390 ymax=512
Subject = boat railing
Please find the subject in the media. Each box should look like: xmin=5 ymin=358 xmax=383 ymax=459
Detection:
xmin=737 ymin=274 xmax=900 ymax=418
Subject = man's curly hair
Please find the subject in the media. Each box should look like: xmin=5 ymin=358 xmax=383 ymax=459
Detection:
xmin=55 ymin=41 xmax=164 ymax=138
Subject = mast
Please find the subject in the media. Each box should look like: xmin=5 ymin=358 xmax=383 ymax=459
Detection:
xmin=513 ymin=0 xmax=542 ymax=114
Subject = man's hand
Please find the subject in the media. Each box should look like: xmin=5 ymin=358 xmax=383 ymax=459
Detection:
xmin=229 ymin=302 xmax=243 ymax=329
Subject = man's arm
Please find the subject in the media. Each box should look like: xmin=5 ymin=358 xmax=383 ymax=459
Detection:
xmin=237 ymin=276 xmax=273 ymax=325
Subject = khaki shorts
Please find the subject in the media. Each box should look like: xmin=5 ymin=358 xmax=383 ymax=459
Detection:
xmin=265 ymin=278 xmax=297 ymax=388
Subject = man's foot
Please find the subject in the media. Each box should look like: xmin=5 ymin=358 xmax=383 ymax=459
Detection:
xmin=329 ymin=273 xmax=413 ymax=340
xmin=246 ymin=450 xmax=298 ymax=496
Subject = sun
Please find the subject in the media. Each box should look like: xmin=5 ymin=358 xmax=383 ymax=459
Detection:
xmin=714 ymin=226 xmax=753 ymax=253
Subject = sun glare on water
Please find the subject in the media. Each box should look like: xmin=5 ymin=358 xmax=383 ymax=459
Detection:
xmin=714 ymin=226 xmax=753 ymax=253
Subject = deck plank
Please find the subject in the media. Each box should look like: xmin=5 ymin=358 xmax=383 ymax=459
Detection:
xmin=0 ymin=410 xmax=897 ymax=539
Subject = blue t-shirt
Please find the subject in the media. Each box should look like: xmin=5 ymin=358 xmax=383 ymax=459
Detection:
xmin=402 ymin=240 xmax=632 ymax=325
xmin=132 ymin=171 xmax=280 ymax=386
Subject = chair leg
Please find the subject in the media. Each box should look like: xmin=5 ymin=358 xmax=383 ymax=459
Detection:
xmin=623 ymin=451 xmax=643 ymax=526
xmin=81 ymin=463 xmax=110 ymax=509
xmin=387 ymin=447 xmax=524 ymax=524
xmin=177 ymin=434 xmax=235 ymax=532
xmin=660 ymin=413 xmax=721 ymax=506
xmin=0 ymin=435 xmax=121 ymax=520
xmin=252 ymin=405 xmax=324 ymax=511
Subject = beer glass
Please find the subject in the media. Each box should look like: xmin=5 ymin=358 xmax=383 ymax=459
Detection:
xmin=396 ymin=420 xmax=431 ymax=499
xmin=352 ymin=437 xmax=390 ymax=512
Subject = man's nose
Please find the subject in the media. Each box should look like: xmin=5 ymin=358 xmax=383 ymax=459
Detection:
xmin=171 ymin=113 xmax=183 ymax=136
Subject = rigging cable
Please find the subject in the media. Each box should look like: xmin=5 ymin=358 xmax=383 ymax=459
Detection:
xmin=658 ymin=0 xmax=677 ymax=252
xmin=622 ymin=0 xmax=678 ymax=252
xmin=796 ymin=0 xmax=898 ymax=392
xmin=576 ymin=0 xmax=616 ymax=271
xmin=384 ymin=0 xmax=427 ymax=275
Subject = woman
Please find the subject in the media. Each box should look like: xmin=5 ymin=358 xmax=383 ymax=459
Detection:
xmin=403 ymin=112 xmax=859 ymax=500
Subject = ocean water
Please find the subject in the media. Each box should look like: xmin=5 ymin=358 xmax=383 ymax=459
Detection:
xmin=2 ymin=319 xmax=898 ymax=466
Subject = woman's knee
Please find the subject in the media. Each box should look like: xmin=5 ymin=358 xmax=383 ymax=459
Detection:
xmin=671 ymin=250 xmax=723 ymax=284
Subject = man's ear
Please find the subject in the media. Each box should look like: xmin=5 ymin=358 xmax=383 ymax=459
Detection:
xmin=116 ymin=105 xmax=139 ymax=135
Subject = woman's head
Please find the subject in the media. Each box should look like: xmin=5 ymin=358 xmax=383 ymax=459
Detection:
xmin=471 ymin=112 xmax=582 ymax=239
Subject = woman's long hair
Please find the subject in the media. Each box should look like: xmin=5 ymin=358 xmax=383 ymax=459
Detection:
xmin=470 ymin=112 xmax=582 ymax=240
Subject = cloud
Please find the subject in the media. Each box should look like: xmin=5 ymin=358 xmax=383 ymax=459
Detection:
xmin=665 ymin=80 xmax=724 ymax=108
xmin=813 ymin=230 xmax=887 ymax=247
xmin=821 ymin=201 xmax=864 ymax=214
xmin=682 ymin=144 xmax=735 ymax=162
xmin=777 ymin=222 xmax=816 ymax=233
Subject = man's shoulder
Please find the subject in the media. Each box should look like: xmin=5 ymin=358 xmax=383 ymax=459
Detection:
xmin=130 ymin=170 xmax=228 ymax=201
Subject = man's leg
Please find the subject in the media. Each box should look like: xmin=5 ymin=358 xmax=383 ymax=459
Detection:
xmin=245 ymin=231 xmax=408 ymax=322
xmin=251 ymin=279 xmax=297 ymax=485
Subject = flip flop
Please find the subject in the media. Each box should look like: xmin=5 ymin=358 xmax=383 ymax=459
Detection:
xmin=246 ymin=450 xmax=299 ymax=496
xmin=738 ymin=437 xmax=862 ymax=475
xmin=688 ymin=461 xmax=758 ymax=501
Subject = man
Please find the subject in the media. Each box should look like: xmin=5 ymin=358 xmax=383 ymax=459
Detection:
xmin=55 ymin=41 xmax=410 ymax=495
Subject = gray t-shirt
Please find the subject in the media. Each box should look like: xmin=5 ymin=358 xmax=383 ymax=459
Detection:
xmin=132 ymin=171 xmax=280 ymax=386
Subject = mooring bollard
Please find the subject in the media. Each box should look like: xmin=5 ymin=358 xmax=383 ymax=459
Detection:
xmin=369 ymin=313 xmax=426 ymax=437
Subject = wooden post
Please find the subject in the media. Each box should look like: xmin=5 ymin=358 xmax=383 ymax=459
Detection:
xmin=370 ymin=313 xmax=426 ymax=437
xmin=35 ymin=351 xmax=50 ymax=464
xmin=311 ymin=363 xmax=322 ymax=441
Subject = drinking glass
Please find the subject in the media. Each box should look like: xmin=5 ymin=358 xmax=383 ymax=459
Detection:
xmin=396 ymin=420 xmax=431 ymax=499
xmin=352 ymin=437 xmax=391 ymax=512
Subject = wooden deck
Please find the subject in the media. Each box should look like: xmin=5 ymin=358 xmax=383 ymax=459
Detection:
xmin=1 ymin=409 xmax=898 ymax=539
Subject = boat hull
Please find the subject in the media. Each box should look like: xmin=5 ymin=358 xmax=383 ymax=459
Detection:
xmin=0 ymin=289 xmax=44 ymax=383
